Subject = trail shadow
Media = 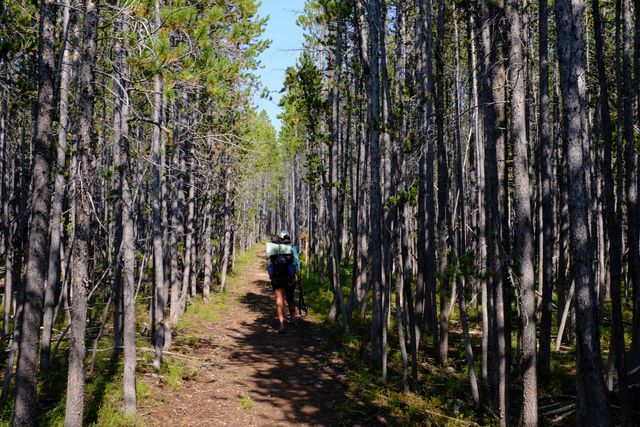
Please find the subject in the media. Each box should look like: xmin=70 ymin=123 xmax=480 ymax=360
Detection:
xmin=228 ymin=279 xmax=385 ymax=426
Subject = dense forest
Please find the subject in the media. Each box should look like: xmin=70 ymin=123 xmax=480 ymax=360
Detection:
xmin=1 ymin=0 xmax=640 ymax=425
xmin=0 ymin=0 xmax=285 ymax=424
xmin=278 ymin=0 xmax=640 ymax=425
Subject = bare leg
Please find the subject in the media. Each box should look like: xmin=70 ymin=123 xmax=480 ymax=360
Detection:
xmin=274 ymin=288 xmax=286 ymax=327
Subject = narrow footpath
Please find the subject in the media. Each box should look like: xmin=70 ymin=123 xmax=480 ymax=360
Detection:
xmin=143 ymin=248 xmax=348 ymax=426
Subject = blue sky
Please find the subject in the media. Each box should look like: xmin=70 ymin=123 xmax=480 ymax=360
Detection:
xmin=255 ymin=1 xmax=307 ymax=133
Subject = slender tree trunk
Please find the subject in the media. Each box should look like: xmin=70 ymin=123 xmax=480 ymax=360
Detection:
xmin=538 ymin=0 xmax=555 ymax=384
xmin=12 ymin=0 xmax=57 ymax=423
xmin=366 ymin=0 xmax=384 ymax=367
xmin=2 ymin=128 xmax=15 ymax=338
xmin=327 ymin=16 xmax=344 ymax=321
xmin=180 ymin=137 xmax=194 ymax=314
xmin=415 ymin=0 xmax=436 ymax=343
xmin=555 ymin=0 xmax=612 ymax=424
xmin=449 ymin=3 xmax=480 ymax=408
xmin=478 ymin=2 xmax=507 ymax=422
xmin=505 ymin=1 xmax=537 ymax=424
xmin=41 ymin=0 xmax=74 ymax=370
xmin=112 ymin=5 xmax=137 ymax=413
xmin=169 ymin=119 xmax=184 ymax=323
xmin=219 ymin=174 xmax=232 ymax=292
xmin=469 ymin=9 xmax=489 ymax=385
xmin=151 ymin=0 xmax=166 ymax=371
xmin=110 ymin=42 xmax=125 ymax=355
xmin=620 ymin=0 xmax=636 ymax=420
xmin=435 ymin=0 xmax=449 ymax=366
xmin=592 ymin=0 xmax=625 ymax=396
xmin=64 ymin=0 xmax=98 ymax=422
xmin=203 ymin=190 xmax=213 ymax=301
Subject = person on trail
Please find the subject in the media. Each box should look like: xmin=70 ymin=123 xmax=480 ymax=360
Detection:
xmin=266 ymin=230 xmax=301 ymax=332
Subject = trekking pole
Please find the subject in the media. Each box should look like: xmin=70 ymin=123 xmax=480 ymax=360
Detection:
xmin=297 ymin=274 xmax=308 ymax=316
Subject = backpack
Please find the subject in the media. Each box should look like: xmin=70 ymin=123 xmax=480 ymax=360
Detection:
xmin=266 ymin=243 xmax=296 ymax=283
xmin=270 ymin=253 xmax=294 ymax=281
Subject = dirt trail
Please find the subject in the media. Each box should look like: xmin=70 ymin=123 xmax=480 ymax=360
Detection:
xmin=143 ymin=251 xmax=348 ymax=426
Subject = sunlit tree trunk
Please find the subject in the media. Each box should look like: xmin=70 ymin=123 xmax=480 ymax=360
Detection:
xmin=506 ymin=0 xmax=537 ymax=424
xmin=64 ymin=0 xmax=98 ymax=422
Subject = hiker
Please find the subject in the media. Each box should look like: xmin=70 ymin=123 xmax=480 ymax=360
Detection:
xmin=266 ymin=230 xmax=301 ymax=332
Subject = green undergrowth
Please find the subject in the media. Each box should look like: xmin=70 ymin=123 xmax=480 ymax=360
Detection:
xmin=0 ymin=349 xmax=152 ymax=427
xmin=301 ymin=266 xmax=485 ymax=426
xmin=300 ymin=262 xmax=591 ymax=426
xmin=0 ymin=248 xmax=246 ymax=426
xmin=139 ymin=351 xmax=200 ymax=390
xmin=176 ymin=292 xmax=229 ymax=333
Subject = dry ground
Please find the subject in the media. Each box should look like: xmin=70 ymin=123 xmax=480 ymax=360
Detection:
xmin=143 ymin=252 xmax=349 ymax=426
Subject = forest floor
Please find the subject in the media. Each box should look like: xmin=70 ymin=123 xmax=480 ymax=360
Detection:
xmin=141 ymin=247 xmax=356 ymax=427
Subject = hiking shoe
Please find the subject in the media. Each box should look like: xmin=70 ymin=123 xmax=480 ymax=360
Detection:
xmin=277 ymin=322 xmax=286 ymax=333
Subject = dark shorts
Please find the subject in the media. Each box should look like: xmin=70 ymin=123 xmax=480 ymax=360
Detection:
xmin=272 ymin=278 xmax=296 ymax=297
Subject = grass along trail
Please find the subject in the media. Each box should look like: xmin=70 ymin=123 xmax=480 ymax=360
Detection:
xmin=142 ymin=245 xmax=348 ymax=426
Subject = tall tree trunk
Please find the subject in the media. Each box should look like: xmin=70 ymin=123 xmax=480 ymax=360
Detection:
xmin=555 ymin=0 xmax=612 ymax=424
xmin=469 ymin=9 xmax=489 ymax=385
xmin=41 ymin=0 xmax=74 ymax=370
xmin=12 ymin=0 xmax=57 ymax=424
xmin=151 ymin=0 xmax=166 ymax=371
xmin=327 ymin=15 xmax=344 ymax=322
xmin=538 ymin=0 xmax=555 ymax=384
xmin=452 ymin=4 xmax=480 ymax=407
xmin=592 ymin=0 xmax=625 ymax=396
xmin=435 ymin=0 xmax=449 ymax=366
xmin=2 ymin=153 xmax=14 ymax=337
xmin=110 ymin=30 xmax=124 ymax=355
xmin=505 ymin=1 xmax=537 ymax=425
xmin=415 ymin=0 xmax=436 ymax=343
xmin=180 ymin=139 xmax=195 ymax=313
xmin=169 ymin=118 xmax=184 ymax=323
xmin=64 ymin=0 xmax=97 ymax=422
xmin=113 ymin=5 xmax=137 ymax=414
xmin=202 ymin=188 xmax=213 ymax=301
xmin=366 ymin=0 xmax=384 ymax=367
xmin=478 ymin=2 xmax=507 ymax=422
xmin=620 ymin=0 xmax=636 ymax=420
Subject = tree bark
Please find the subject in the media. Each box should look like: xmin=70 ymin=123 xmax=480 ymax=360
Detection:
xmin=415 ymin=0 xmax=436 ymax=343
xmin=41 ymin=0 xmax=75 ymax=370
xmin=219 ymin=173 xmax=232 ymax=292
xmin=12 ymin=0 xmax=57 ymax=423
xmin=64 ymin=0 xmax=98 ymax=422
xmin=478 ymin=2 xmax=508 ymax=422
xmin=202 ymin=189 xmax=213 ymax=301
xmin=365 ymin=0 xmax=384 ymax=367
xmin=112 ymin=4 xmax=137 ymax=413
xmin=151 ymin=0 xmax=166 ymax=371
xmin=169 ymin=116 xmax=184 ymax=323
xmin=505 ymin=1 xmax=537 ymax=425
xmin=555 ymin=0 xmax=612 ymax=424
xmin=538 ymin=0 xmax=555 ymax=384
xmin=435 ymin=0 xmax=449 ymax=366
xmin=620 ymin=0 xmax=636 ymax=420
